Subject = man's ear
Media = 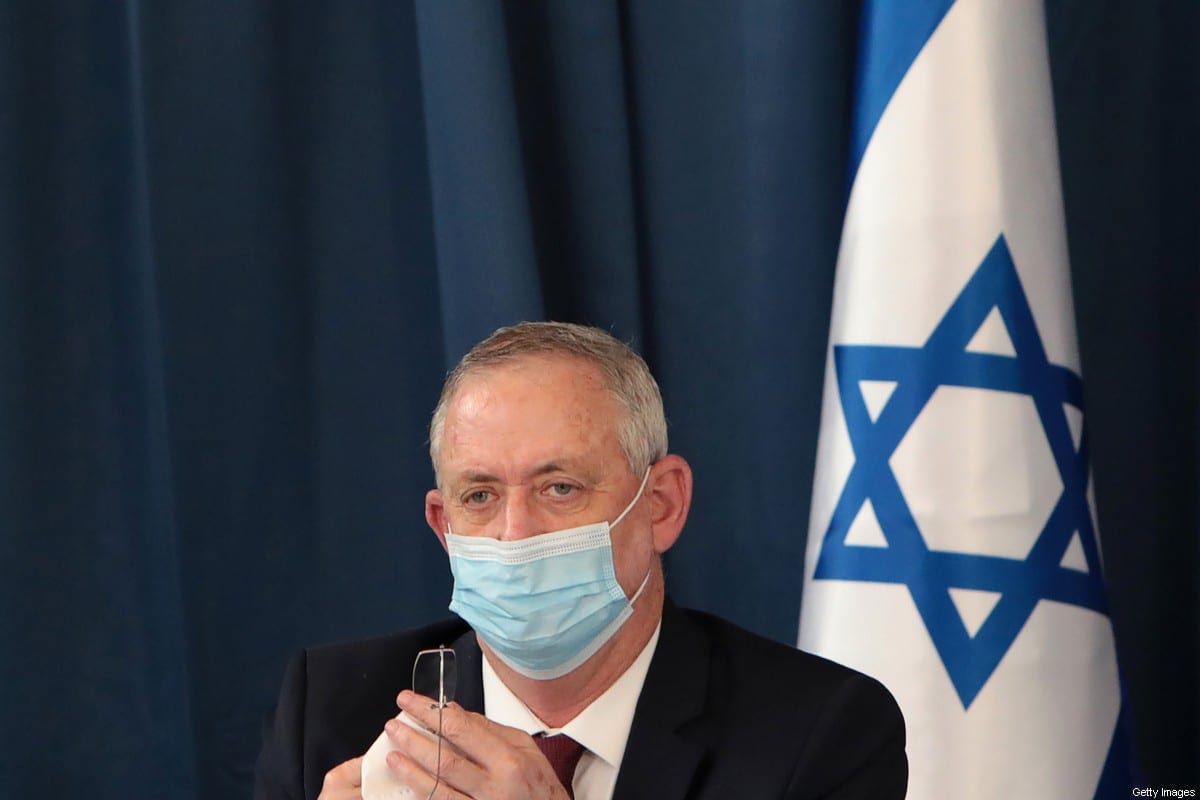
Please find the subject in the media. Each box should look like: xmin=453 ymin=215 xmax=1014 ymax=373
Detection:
xmin=426 ymin=489 xmax=449 ymax=553
xmin=648 ymin=454 xmax=693 ymax=554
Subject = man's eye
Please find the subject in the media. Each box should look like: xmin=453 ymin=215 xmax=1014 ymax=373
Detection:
xmin=464 ymin=490 xmax=491 ymax=505
xmin=547 ymin=483 xmax=576 ymax=497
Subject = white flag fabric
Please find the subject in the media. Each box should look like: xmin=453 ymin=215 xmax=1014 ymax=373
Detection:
xmin=797 ymin=1 xmax=1133 ymax=798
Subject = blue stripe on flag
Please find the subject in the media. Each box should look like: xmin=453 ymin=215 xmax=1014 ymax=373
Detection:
xmin=849 ymin=0 xmax=956 ymax=182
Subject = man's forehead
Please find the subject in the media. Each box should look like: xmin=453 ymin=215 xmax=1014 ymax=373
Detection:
xmin=450 ymin=354 xmax=610 ymax=406
xmin=439 ymin=354 xmax=625 ymax=469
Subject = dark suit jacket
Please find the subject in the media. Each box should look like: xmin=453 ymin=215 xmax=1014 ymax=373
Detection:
xmin=254 ymin=601 xmax=907 ymax=799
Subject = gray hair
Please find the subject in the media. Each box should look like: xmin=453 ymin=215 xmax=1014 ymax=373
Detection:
xmin=429 ymin=322 xmax=668 ymax=484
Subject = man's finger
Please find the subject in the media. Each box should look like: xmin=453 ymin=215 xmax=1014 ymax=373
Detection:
xmin=394 ymin=693 xmax=571 ymax=800
xmin=385 ymin=716 xmax=471 ymax=776
xmin=329 ymin=756 xmax=363 ymax=786
xmin=387 ymin=706 xmax=489 ymax=797
xmin=397 ymin=691 xmax=524 ymax=763
xmin=384 ymin=748 xmax=471 ymax=800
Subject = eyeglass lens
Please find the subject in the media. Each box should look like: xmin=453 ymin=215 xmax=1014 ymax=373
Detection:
xmin=412 ymin=647 xmax=457 ymax=707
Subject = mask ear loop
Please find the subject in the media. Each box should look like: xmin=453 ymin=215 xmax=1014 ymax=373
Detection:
xmin=615 ymin=467 xmax=654 ymax=608
xmin=628 ymin=567 xmax=652 ymax=606
xmin=610 ymin=467 xmax=652 ymax=529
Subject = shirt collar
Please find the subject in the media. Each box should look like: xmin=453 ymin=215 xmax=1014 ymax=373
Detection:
xmin=482 ymin=622 xmax=661 ymax=768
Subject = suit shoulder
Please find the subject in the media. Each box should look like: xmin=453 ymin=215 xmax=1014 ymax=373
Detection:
xmin=676 ymin=607 xmax=907 ymax=797
xmin=679 ymin=607 xmax=903 ymax=719
xmin=681 ymin=608 xmax=872 ymax=681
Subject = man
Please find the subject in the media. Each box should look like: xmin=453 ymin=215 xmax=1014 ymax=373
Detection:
xmin=255 ymin=322 xmax=907 ymax=800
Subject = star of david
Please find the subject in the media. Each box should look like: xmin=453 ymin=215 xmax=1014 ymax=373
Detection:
xmin=812 ymin=235 xmax=1110 ymax=708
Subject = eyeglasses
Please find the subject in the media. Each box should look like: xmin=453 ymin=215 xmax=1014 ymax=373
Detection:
xmin=412 ymin=647 xmax=456 ymax=799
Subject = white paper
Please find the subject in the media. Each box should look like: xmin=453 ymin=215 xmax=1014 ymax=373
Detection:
xmin=360 ymin=711 xmax=437 ymax=800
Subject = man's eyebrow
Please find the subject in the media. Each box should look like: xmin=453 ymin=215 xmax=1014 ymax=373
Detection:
xmin=530 ymin=462 xmax=567 ymax=477
xmin=452 ymin=462 xmax=596 ymax=484
xmin=530 ymin=461 xmax=605 ymax=483
xmin=457 ymin=470 xmax=500 ymax=484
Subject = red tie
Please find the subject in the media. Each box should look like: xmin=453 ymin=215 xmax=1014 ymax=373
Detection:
xmin=533 ymin=733 xmax=585 ymax=799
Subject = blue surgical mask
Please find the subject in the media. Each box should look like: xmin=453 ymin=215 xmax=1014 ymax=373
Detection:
xmin=444 ymin=469 xmax=652 ymax=680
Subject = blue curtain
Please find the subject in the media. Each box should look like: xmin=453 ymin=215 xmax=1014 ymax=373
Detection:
xmin=0 ymin=2 xmax=1195 ymax=796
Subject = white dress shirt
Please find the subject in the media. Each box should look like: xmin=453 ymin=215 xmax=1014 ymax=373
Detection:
xmin=481 ymin=622 xmax=661 ymax=800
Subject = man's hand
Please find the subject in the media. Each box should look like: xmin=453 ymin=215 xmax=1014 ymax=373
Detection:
xmin=384 ymin=690 xmax=570 ymax=800
xmin=318 ymin=755 xmax=363 ymax=800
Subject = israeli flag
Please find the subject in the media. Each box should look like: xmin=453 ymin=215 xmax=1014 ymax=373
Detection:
xmin=797 ymin=1 xmax=1135 ymax=797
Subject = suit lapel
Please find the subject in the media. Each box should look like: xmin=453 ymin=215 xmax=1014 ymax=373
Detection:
xmin=452 ymin=603 xmax=714 ymax=799
xmin=612 ymin=601 xmax=713 ymax=800
xmin=450 ymin=628 xmax=485 ymax=713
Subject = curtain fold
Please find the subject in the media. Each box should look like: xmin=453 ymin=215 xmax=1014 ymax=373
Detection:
xmin=415 ymin=0 xmax=544 ymax=361
xmin=0 ymin=2 xmax=198 ymax=795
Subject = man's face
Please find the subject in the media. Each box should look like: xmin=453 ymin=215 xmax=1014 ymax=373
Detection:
xmin=428 ymin=354 xmax=653 ymax=595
